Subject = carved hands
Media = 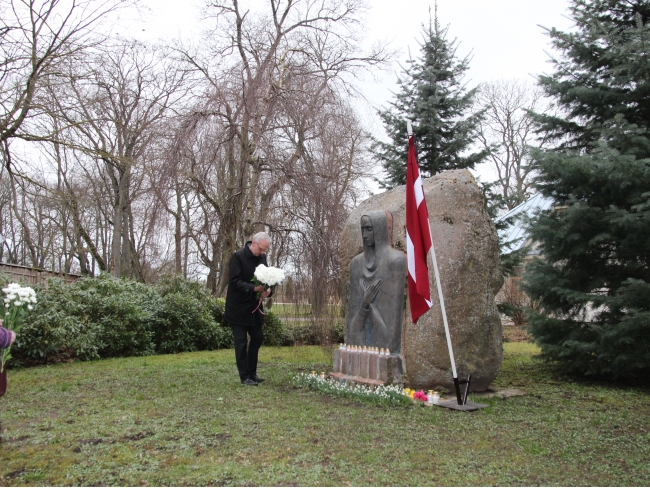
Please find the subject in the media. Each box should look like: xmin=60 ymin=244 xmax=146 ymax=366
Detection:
xmin=361 ymin=280 xmax=381 ymax=310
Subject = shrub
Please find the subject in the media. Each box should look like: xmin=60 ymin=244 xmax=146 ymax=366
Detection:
xmin=496 ymin=276 xmax=539 ymax=327
xmin=12 ymin=274 xmax=238 ymax=366
xmin=263 ymin=311 xmax=294 ymax=346
xmin=154 ymin=292 xmax=231 ymax=353
xmin=211 ymin=298 xmax=226 ymax=325
xmin=12 ymin=279 xmax=101 ymax=363
xmin=13 ymin=275 xmax=159 ymax=363
xmin=79 ymin=276 xmax=159 ymax=358
xmin=153 ymin=274 xmax=232 ymax=352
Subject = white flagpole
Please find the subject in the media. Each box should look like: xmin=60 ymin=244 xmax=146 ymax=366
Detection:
xmin=407 ymin=120 xmax=458 ymax=380
xmin=427 ymin=223 xmax=458 ymax=380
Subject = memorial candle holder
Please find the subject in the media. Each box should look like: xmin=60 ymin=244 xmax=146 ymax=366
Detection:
xmin=427 ymin=390 xmax=440 ymax=404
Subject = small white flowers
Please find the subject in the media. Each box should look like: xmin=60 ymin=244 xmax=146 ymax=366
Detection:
xmin=254 ymin=264 xmax=285 ymax=287
xmin=293 ymin=372 xmax=411 ymax=406
xmin=2 ymin=283 xmax=37 ymax=309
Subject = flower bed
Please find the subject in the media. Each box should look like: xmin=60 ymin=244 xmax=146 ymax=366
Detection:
xmin=293 ymin=372 xmax=413 ymax=406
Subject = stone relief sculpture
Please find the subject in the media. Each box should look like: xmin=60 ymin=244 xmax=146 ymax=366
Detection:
xmin=346 ymin=210 xmax=406 ymax=353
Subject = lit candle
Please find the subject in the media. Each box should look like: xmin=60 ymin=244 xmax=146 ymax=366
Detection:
xmin=320 ymin=372 xmax=326 ymax=379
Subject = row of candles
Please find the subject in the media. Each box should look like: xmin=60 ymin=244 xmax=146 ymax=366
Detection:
xmin=339 ymin=344 xmax=391 ymax=355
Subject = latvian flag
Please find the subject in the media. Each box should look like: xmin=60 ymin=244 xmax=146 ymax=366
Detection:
xmin=406 ymin=134 xmax=433 ymax=323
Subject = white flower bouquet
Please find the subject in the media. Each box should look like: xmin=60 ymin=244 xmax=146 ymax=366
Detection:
xmin=252 ymin=264 xmax=285 ymax=298
xmin=1 ymin=283 xmax=37 ymax=372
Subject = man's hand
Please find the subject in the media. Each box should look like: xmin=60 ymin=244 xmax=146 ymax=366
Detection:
xmin=254 ymin=285 xmax=271 ymax=298
xmin=9 ymin=330 xmax=15 ymax=346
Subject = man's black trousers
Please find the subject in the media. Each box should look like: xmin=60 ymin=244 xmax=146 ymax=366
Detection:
xmin=232 ymin=324 xmax=264 ymax=381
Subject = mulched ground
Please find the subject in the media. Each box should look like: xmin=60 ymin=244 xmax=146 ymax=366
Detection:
xmin=503 ymin=324 xmax=531 ymax=343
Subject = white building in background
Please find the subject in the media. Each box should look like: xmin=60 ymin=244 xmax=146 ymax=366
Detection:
xmin=495 ymin=193 xmax=554 ymax=257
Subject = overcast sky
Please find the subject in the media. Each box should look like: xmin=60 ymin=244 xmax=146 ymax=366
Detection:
xmin=116 ymin=0 xmax=575 ymax=184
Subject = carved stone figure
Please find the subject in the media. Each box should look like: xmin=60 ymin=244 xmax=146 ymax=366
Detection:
xmin=346 ymin=210 xmax=406 ymax=353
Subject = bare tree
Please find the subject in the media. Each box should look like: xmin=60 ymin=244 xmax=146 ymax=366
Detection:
xmin=167 ymin=0 xmax=385 ymax=295
xmin=476 ymin=79 xmax=549 ymax=210
xmin=35 ymin=40 xmax=189 ymax=279
xmin=0 ymin=0 xmax=383 ymax=305
xmin=0 ymin=0 xmax=132 ymax=149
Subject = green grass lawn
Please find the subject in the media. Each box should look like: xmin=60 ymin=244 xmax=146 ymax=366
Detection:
xmin=1 ymin=343 xmax=649 ymax=486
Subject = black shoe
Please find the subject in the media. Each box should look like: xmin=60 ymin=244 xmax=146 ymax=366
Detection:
xmin=241 ymin=378 xmax=258 ymax=386
xmin=251 ymin=375 xmax=265 ymax=383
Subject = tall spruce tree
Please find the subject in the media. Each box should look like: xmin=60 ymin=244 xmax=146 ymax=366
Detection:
xmin=373 ymin=9 xmax=486 ymax=188
xmin=525 ymin=0 xmax=650 ymax=379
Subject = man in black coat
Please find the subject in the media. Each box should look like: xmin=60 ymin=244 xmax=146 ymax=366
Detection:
xmin=224 ymin=232 xmax=272 ymax=386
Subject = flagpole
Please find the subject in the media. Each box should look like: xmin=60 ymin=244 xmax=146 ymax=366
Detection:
xmin=407 ymin=120 xmax=465 ymax=405
xmin=426 ymin=224 xmax=458 ymax=380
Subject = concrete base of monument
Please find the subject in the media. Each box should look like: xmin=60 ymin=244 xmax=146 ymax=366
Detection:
xmin=434 ymin=399 xmax=490 ymax=411
xmin=332 ymin=349 xmax=405 ymax=385
xmin=328 ymin=372 xmax=387 ymax=387
xmin=425 ymin=388 xmax=525 ymax=411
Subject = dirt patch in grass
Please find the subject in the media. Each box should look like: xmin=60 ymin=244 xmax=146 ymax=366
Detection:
xmin=1 ymin=436 xmax=29 ymax=444
xmin=2 ymin=468 xmax=26 ymax=480
xmin=121 ymin=431 xmax=154 ymax=442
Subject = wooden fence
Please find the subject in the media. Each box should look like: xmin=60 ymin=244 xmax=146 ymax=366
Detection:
xmin=0 ymin=263 xmax=82 ymax=286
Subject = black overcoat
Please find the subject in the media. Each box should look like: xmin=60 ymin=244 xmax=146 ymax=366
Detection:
xmin=224 ymin=242 xmax=268 ymax=327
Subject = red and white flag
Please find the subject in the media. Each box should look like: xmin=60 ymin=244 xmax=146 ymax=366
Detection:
xmin=406 ymin=135 xmax=433 ymax=323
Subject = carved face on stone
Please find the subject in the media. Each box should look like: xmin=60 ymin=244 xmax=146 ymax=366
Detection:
xmin=360 ymin=216 xmax=375 ymax=247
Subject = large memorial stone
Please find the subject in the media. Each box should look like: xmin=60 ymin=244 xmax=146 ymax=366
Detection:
xmin=340 ymin=170 xmax=503 ymax=391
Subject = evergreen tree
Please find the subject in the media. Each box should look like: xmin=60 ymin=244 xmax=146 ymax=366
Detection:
xmin=373 ymin=9 xmax=486 ymax=188
xmin=525 ymin=0 xmax=650 ymax=379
